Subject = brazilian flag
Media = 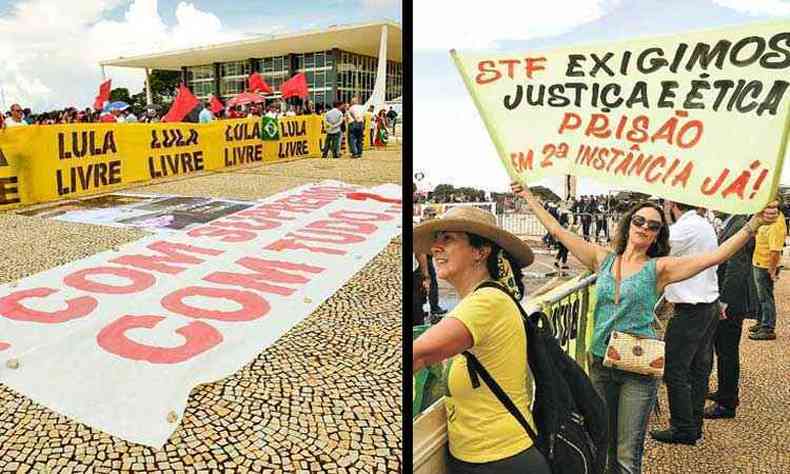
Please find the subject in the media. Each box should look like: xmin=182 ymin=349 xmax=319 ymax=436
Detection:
xmin=261 ymin=116 xmax=279 ymax=141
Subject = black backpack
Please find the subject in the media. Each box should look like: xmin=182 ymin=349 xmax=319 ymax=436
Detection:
xmin=463 ymin=281 xmax=608 ymax=474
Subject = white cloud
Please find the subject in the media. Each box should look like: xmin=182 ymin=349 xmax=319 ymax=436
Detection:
xmin=0 ymin=0 xmax=249 ymax=112
xmin=414 ymin=1 xmax=625 ymax=195
xmin=414 ymin=0 xmax=617 ymax=50
xmin=361 ymin=0 xmax=399 ymax=9
xmin=711 ymin=0 xmax=790 ymax=16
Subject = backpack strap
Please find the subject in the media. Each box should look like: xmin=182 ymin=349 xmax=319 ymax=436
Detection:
xmin=466 ymin=281 xmax=539 ymax=442
xmin=462 ymin=351 xmax=538 ymax=442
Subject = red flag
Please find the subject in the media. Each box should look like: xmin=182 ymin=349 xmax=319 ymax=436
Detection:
xmin=281 ymin=73 xmax=308 ymax=99
xmin=248 ymin=72 xmax=272 ymax=94
xmin=94 ymin=79 xmax=111 ymax=110
xmin=210 ymin=95 xmax=224 ymax=114
xmin=162 ymin=83 xmax=200 ymax=122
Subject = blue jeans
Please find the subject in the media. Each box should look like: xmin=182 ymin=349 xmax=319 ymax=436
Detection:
xmin=590 ymin=358 xmax=658 ymax=474
xmin=349 ymin=121 xmax=364 ymax=156
xmin=753 ymin=266 xmax=776 ymax=330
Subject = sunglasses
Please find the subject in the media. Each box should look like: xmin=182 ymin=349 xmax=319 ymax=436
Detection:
xmin=631 ymin=214 xmax=662 ymax=232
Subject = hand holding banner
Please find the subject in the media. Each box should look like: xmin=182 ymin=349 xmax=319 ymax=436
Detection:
xmin=452 ymin=21 xmax=790 ymax=213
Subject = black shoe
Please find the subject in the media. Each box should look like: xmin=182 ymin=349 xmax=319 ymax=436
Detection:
xmin=431 ymin=308 xmax=447 ymax=316
xmin=749 ymin=329 xmax=777 ymax=340
xmin=749 ymin=323 xmax=762 ymax=332
xmin=650 ymin=427 xmax=698 ymax=445
xmin=703 ymin=404 xmax=736 ymax=419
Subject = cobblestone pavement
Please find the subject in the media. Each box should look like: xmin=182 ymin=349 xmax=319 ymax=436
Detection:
xmin=0 ymin=148 xmax=403 ymax=473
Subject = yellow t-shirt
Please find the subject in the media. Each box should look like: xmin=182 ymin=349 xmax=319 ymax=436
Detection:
xmin=753 ymin=218 xmax=787 ymax=268
xmin=445 ymin=285 xmax=536 ymax=463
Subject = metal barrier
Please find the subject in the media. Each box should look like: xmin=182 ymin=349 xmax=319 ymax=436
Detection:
xmin=497 ymin=212 xmax=620 ymax=239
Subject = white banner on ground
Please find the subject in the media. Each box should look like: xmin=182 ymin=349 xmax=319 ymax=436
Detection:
xmin=0 ymin=181 xmax=402 ymax=448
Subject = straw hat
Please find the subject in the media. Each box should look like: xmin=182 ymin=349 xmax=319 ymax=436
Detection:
xmin=413 ymin=206 xmax=534 ymax=268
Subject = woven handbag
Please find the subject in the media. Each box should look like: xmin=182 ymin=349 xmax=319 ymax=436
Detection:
xmin=602 ymin=255 xmax=665 ymax=378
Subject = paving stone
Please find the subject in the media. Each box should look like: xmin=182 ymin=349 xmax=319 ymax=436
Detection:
xmin=0 ymin=148 xmax=403 ymax=473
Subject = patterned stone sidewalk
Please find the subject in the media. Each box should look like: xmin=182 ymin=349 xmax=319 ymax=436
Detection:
xmin=0 ymin=147 xmax=403 ymax=473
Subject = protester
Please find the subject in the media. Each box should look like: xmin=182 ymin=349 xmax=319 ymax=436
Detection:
xmin=648 ymin=200 xmax=718 ymax=446
xmin=412 ymin=206 xmax=549 ymax=473
xmin=347 ymin=96 xmax=365 ymax=158
xmin=417 ymin=207 xmax=447 ymax=323
xmin=321 ymin=101 xmax=344 ymax=159
xmin=386 ymin=106 xmax=397 ymax=128
xmin=198 ymin=102 xmax=214 ymax=123
xmin=749 ymin=195 xmax=787 ymax=341
xmin=124 ymin=108 xmax=138 ymax=123
xmin=374 ymin=109 xmax=388 ymax=147
xmin=704 ymin=214 xmax=759 ymax=420
xmin=555 ymin=201 xmax=571 ymax=274
xmin=5 ymin=104 xmax=28 ymax=127
xmin=512 ymin=182 xmax=778 ymax=472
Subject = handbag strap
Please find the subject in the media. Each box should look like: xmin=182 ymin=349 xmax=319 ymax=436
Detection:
xmin=613 ymin=254 xmax=665 ymax=333
xmin=462 ymin=351 xmax=539 ymax=442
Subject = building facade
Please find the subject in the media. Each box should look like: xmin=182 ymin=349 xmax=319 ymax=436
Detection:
xmin=102 ymin=22 xmax=401 ymax=110
xmin=183 ymin=49 xmax=402 ymax=107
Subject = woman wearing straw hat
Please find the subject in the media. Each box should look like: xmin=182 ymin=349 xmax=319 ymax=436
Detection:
xmin=412 ymin=206 xmax=550 ymax=473
xmin=510 ymin=181 xmax=779 ymax=474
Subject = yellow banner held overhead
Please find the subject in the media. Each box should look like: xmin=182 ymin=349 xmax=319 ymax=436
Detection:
xmin=452 ymin=20 xmax=790 ymax=214
xmin=0 ymin=115 xmax=372 ymax=209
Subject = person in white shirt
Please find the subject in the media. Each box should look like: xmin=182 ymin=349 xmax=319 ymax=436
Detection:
xmin=347 ymin=96 xmax=365 ymax=158
xmin=5 ymin=104 xmax=28 ymax=127
xmin=321 ymin=101 xmax=345 ymax=159
xmin=124 ymin=110 xmax=139 ymax=123
xmin=198 ymin=103 xmax=214 ymax=123
xmin=650 ymin=200 xmax=720 ymax=446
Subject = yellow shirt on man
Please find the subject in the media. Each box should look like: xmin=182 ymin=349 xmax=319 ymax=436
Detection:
xmin=753 ymin=217 xmax=787 ymax=269
xmin=445 ymin=284 xmax=536 ymax=463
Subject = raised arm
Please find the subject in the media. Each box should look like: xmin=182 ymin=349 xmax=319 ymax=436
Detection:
xmin=511 ymin=182 xmax=609 ymax=272
xmin=656 ymin=202 xmax=779 ymax=292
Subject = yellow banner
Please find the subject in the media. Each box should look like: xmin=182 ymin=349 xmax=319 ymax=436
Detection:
xmin=452 ymin=20 xmax=790 ymax=213
xmin=0 ymin=115 xmax=372 ymax=209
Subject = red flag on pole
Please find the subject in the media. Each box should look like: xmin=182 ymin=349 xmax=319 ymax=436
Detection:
xmin=281 ymin=73 xmax=308 ymax=99
xmin=162 ymin=83 xmax=200 ymax=122
xmin=94 ymin=79 xmax=111 ymax=110
xmin=248 ymin=72 xmax=272 ymax=94
xmin=210 ymin=95 xmax=224 ymax=114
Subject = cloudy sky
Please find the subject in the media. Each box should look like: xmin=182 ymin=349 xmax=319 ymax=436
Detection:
xmin=414 ymin=0 xmax=790 ymax=196
xmin=0 ymin=0 xmax=401 ymax=111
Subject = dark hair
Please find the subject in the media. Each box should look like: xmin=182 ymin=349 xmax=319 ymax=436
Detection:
xmin=467 ymin=233 xmax=525 ymax=298
xmin=612 ymin=201 xmax=670 ymax=257
xmin=673 ymin=201 xmax=696 ymax=212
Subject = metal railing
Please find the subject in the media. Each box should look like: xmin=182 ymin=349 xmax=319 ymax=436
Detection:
xmin=497 ymin=212 xmax=621 ymax=239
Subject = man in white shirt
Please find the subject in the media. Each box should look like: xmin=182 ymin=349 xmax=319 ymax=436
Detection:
xmin=650 ymin=200 xmax=720 ymax=446
xmin=347 ymin=96 xmax=365 ymax=158
xmin=198 ymin=102 xmax=214 ymax=123
xmin=5 ymin=104 xmax=28 ymax=127
xmin=321 ymin=101 xmax=345 ymax=159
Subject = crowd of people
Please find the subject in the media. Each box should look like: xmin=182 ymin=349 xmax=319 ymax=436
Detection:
xmin=0 ymin=98 xmax=399 ymax=133
xmin=413 ymin=179 xmax=786 ymax=474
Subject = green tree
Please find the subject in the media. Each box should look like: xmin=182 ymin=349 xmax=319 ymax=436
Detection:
xmin=128 ymin=70 xmax=183 ymax=114
xmin=109 ymin=87 xmax=131 ymax=103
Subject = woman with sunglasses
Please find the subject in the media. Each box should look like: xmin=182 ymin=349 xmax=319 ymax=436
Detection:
xmin=511 ymin=182 xmax=778 ymax=474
